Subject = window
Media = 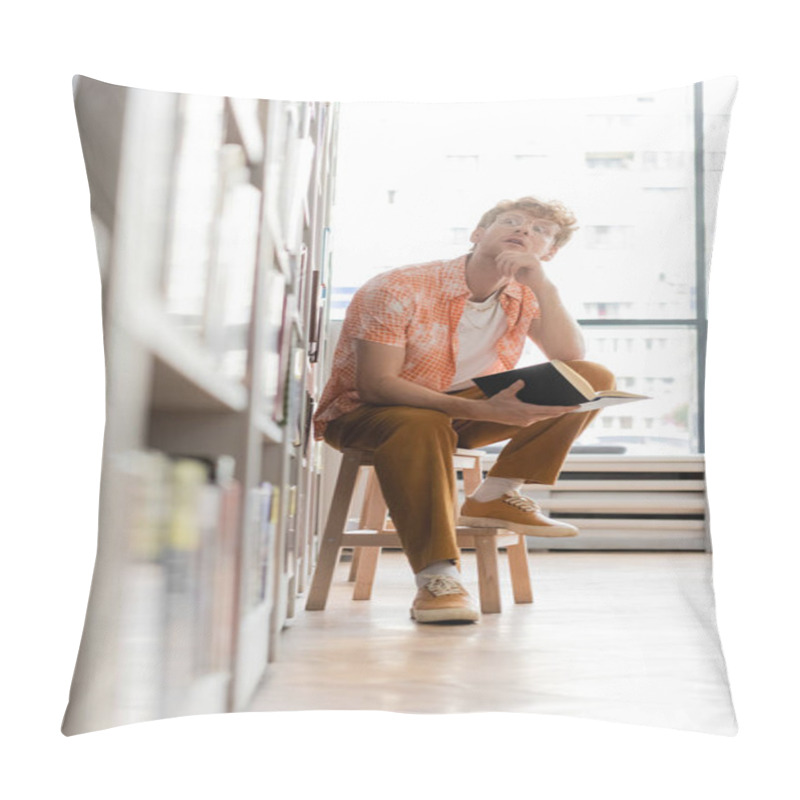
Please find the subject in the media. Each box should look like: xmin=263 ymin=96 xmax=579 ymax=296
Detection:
xmin=581 ymin=326 xmax=698 ymax=454
xmin=582 ymin=302 xmax=635 ymax=319
xmin=642 ymin=151 xmax=688 ymax=170
xmin=329 ymin=79 xmax=732 ymax=453
xmin=444 ymin=155 xmax=479 ymax=172
xmin=585 ymin=152 xmax=635 ymax=169
xmin=587 ymin=114 xmax=639 ymax=128
xmin=584 ymin=225 xmax=634 ymax=249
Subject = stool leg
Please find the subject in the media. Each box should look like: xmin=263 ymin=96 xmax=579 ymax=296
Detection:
xmin=348 ymin=468 xmax=380 ymax=581
xmin=462 ymin=456 xmax=483 ymax=496
xmin=353 ymin=548 xmax=381 ymax=599
xmin=306 ymin=452 xmax=362 ymax=611
xmin=347 ymin=548 xmax=360 ymax=582
xmin=474 ymin=535 xmax=502 ymax=614
xmin=353 ymin=470 xmax=389 ymax=600
xmin=507 ymin=534 xmax=534 ymax=604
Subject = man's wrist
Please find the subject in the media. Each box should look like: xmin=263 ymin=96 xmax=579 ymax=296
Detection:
xmin=442 ymin=393 xmax=482 ymax=419
xmin=525 ymin=276 xmax=557 ymax=297
xmin=454 ymin=395 xmax=493 ymax=421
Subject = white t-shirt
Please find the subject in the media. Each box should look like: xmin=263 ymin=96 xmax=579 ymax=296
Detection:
xmin=447 ymin=292 xmax=508 ymax=391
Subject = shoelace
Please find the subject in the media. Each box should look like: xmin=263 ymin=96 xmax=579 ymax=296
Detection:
xmin=424 ymin=575 xmax=465 ymax=596
xmin=502 ymin=492 xmax=541 ymax=513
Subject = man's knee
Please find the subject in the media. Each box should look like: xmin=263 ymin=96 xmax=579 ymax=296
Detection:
xmin=562 ymin=359 xmax=616 ymax=392
xmin=405 ymin=408 xmax=456 ymax=441
xmin=391 ymin=408 xmax=458 ymax=445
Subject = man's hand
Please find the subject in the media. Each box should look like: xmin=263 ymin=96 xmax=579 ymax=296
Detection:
xmin=495 ymin=251 xmax=548 ymax=291
xmin=480 ymin=380 xmax=579 ymax=426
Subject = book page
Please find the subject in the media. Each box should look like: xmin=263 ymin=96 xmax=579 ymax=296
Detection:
xmin=568 ymin=394 xmax=650 ymax=412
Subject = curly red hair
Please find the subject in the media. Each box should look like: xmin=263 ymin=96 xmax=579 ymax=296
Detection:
xmin=475 ymin=197 xmax=578 ymax=249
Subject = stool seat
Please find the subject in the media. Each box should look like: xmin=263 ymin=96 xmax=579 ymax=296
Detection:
xmin=305 ymin=447 xmax=534 ymax=614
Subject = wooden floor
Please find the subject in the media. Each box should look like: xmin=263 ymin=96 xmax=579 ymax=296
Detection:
xmin=248 ymin=550 xmax=737 ymax=735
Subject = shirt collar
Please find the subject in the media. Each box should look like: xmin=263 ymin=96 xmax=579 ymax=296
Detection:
xmin=440 ymin=254 xmax=524 ymax=302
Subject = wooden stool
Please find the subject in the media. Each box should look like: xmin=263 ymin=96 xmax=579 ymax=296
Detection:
xmin=305 ymin=448 xmax=534 ymax=614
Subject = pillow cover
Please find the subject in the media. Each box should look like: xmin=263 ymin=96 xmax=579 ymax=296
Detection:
xmin=63 ymin=75 xmax=738 ymax=736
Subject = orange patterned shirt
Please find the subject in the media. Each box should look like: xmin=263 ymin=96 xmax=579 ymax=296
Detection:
xmin=313 ymin=254 xmax=541 ymax=439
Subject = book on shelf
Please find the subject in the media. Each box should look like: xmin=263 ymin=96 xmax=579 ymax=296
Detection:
xmin=177 ymin=455 xmax=241 ymax=679
xmin=472 ymin=360 xmax=649 ymax=411
xmin=262 ymin=268 xmax=287 ymax=422
xmin=242 ymin=482 xmax=278 ymax=610
xmin=283 ymin=484 xmax=298 ymax=572
xmin=307 ymin=268 xmax=322 ymax=360
xmin=204 ymin=143 xmax=261 ymax=383
xmin=115 ymin=451 xmax=244 ymax=720
xmin=281 ymin=344 xmax=306 ymax=440
xmin=302 ymin=392 xmax=315 ymax=458
xmin=224 ymin=96 xmax=265 ymax=168
xmin=279 ymin=133 xmax=315 ymax=257
xmin=271 ymin=293 xmax=294 ymax=425
xmin=257 ymin=484 xmax=278 ymax=606
xmin=116 ymin=450 xmax=171 ymax=723
xmin=313 ymin=226 xmax=333 ymax=364
xmin=211 ymin=467 xmax=241 ymax=675
xmin=294 ymin=245 xmax=310 ymax=325
xmin=162 ymin=458 xmax=208 ymax=716
xmin=162 ymin=94 xmax=226 ymax=338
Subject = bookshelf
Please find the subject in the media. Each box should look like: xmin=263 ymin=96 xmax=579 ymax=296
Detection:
xmin=63 ymin=77 xmax=338 ymax=734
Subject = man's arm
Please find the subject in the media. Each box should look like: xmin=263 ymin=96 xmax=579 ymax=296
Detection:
xmin=494 ymin=251 xmax=585 ymax=361
xmin=527 ymin=280 xmax=586 ymax=361
xmin=355 ymin=339 xmax=578 ymax=426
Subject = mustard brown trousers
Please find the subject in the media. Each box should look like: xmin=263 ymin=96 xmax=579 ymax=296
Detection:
xmin=323 ymin=360 xmax=615 ymax=573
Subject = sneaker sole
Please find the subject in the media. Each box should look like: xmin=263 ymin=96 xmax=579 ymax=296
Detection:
xmin=458 ymin=515 xmax=579 ymax=537
xmin=410 ymin=606 xmax=480 ymax=623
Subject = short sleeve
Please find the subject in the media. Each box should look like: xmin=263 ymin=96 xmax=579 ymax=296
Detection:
xmin=347 ymin=273 xmax=413 ymax=348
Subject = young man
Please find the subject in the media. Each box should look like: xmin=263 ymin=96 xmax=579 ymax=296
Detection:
xmin=313 ymin=197 xmax=615 ymax=623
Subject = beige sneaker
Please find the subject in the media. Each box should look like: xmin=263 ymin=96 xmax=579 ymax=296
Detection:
xmin=459 ymin=491 xmax=579 ymax=537
xmin=410 ymin=575 xmax=480 ymax=623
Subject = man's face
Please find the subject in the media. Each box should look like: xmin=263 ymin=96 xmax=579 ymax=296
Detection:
xmin=470 ymin=210 xmax=561 ymax=261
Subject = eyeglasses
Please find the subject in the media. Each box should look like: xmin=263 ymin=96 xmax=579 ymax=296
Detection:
xmin=494 ymin=214 xmax=559 ymax=236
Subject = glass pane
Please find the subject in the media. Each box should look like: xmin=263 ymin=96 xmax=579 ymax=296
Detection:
xmin=575 ymin=325 xmax=699 ymax=455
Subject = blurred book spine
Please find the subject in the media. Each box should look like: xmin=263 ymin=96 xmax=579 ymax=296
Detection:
xmin=283 ymin=344 xmax=306 ymax=442
xmin=115 ymin=450 xmax=243 ymax=721
xmin=280 ymin=133 xmax=315 ymax=258
xmin=162 ymin=458 xmax=207 ymax=716
xmin=212 ymin=469 xmax=241 ymax=674
xmin=162 ymin=95 xmax=226 ymax=338
xmin=245 ymin=483 xmax=278 ymax=609
xmin=204 ymin=144 xmax=262 ymax=382
xmin=263 ymin=269 xmax=287 ymax=422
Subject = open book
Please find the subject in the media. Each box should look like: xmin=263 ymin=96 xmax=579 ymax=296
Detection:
xmin=472 ymin=360 xmax=649 ymax=412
